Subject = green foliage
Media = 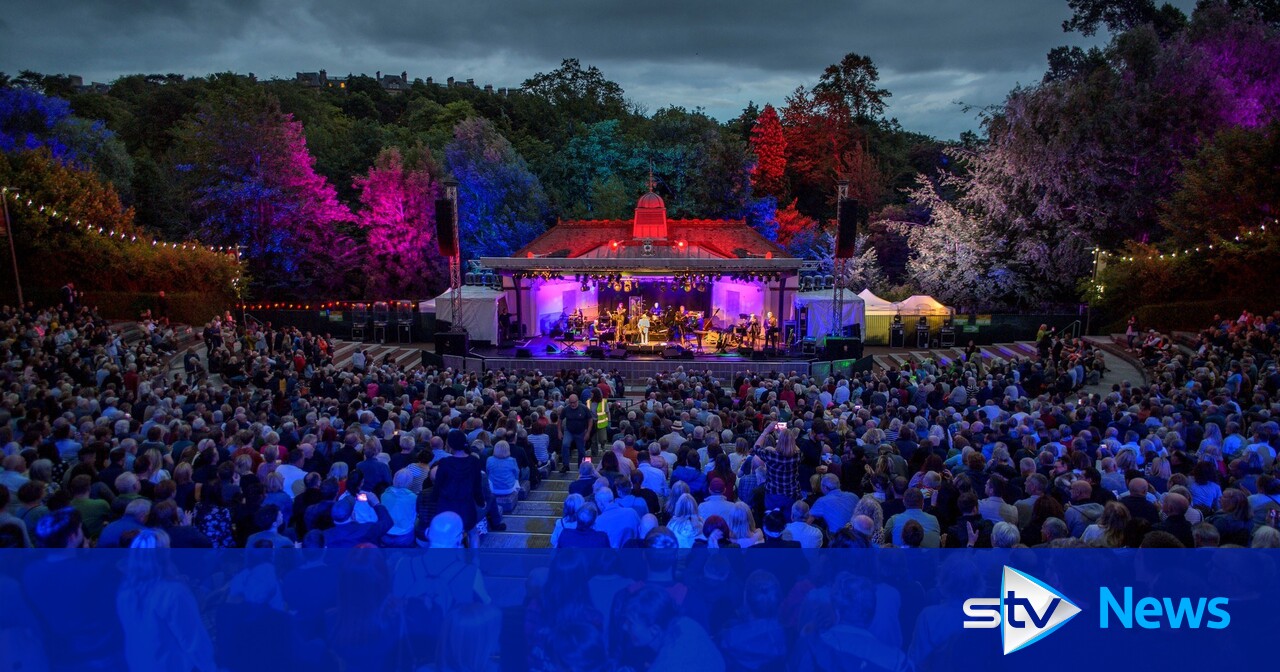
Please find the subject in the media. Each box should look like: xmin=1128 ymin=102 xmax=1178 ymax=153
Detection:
xmin=0 ymin=149 xmax=239 ymax=303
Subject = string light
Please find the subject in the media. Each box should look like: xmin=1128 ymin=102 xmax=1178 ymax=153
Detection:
xmin=1 ymin=187 xmax=239 ymax=256
xmin=1096 ymin=218 xmax=1276 ymax=265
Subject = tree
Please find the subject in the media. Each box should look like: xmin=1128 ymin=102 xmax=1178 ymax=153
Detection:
xmin=1163 ymin=122 xmax=1280 ymax=244
xmin=444 ymin=117 xmax=551 ymax=258
xmin=813 ymin=52 xmax=892 ymax=121
xmin=774 ymin=199 xmax=817 ymax=250
xmin=1062 ymin=0 xmax=1186 ymax=37
xmin=354 ymin=147 xmax=448 ymax=299
xmin=748 ymin=104 xmax=787 ymax=200
xmin=522 ymin=59 xmax=628 ymax=127
xmin=780 ymin=86 xmax=851 ymax=218
xmin=173 ymin=87 xmax=356 ymax=297
xmin=834 ymin=234 xmax=886 ymax=292
xmin=899 ymin=176 xmax=1023 ymax=310
xmin=0 ymin=87 xmax=134 ymax=194
xmin=0 ymin=148 xmax=239 ymax=303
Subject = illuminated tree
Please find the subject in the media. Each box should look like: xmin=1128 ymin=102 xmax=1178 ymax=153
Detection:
xmin=444 ymin=117 xmax=550 ymax=258
xmin=774 ymin=199 xmax=816 ymax=249
xmin=173 ymin=87 xmax=356 ymax=297
xmin=780 ymin=86 xmax=851 ymax=217
xmin=354 ymin=147 xmax=448 ymax=299
xmin=749 ymin=104 xmax=787 ymax=200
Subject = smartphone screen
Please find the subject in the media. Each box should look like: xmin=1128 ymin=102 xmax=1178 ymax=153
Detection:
xmin=775 ymin=422 xmax=787 ymax=431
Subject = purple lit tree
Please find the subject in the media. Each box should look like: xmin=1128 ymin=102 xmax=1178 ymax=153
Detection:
xmin=354 ymin=147 xmax=448 ymax=299
xmin=174 ymin=87 xmax=356 ymax=297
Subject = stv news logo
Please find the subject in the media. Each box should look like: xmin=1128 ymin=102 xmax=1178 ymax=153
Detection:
xmin=962 ymin=566 xmax=1081 ymax=655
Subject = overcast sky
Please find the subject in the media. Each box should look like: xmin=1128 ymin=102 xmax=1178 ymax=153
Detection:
xmin=0 ymin=0 xmax=1199 ymax=139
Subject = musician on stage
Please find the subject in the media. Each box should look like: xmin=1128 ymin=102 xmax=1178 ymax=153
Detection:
xmin=638 ymin=312 xmax=651 ymax=345
xmin=764 ymin=311 xmax=780 ymax=349
xmin=747 ymin=314 xmax=761 ymax=348
xmin=614 ymin=304 xmax=628 ymax=345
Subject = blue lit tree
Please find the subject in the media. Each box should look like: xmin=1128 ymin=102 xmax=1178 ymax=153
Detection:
xmin=0 ymin=86 xmax=134 ymax=194
xmin=444 ymin=117 xmax=550 ymax=258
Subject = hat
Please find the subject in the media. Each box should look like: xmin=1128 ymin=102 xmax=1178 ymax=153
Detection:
xmin=708 ymin=478 xmax=725 ymax=494
xmin=671 ymin=421 xmax=684 ymax=431
xmin=447 ymin=429 xmax=468 ymax=453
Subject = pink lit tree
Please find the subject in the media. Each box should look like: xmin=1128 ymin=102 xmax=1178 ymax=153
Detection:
xmin=174 ymin=86 xmax=356 ymax=297
xmin=354 ymin=147 xmax=448 ymax=299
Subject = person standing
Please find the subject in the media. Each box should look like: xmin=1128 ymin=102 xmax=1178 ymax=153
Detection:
xmin=589 ymin=388 xmax=610 ymax=457
xmin=638 ymin=312 xmax=651 ymax=345
xmin=751 ymin=422 xmax=802 ymax=513
xmin=559 ymin=395 xmax=593 ymax=473
xmin=431 ymin=429 xmax=486 ymax=547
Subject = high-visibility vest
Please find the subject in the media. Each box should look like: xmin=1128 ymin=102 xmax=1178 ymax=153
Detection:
xmin=594 ymin=400 xmax=609 ymax=429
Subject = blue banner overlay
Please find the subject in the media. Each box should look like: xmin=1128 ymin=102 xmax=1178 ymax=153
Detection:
xmin=0 ymin=549 xmax=1273 ymax=672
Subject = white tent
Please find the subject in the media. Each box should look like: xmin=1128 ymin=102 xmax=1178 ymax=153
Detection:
xmin=793 ymin=291 xmax=865 ymax=339
xmin=430 ymin=286 xmax=506 ymax=343
xmin=857 ymin=289 xmax=900 ymax=316
xmin=898 ymin=295 xmax=951 ymax=316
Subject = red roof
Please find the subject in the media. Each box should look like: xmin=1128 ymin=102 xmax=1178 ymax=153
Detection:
xmin=514 ymin=218 xmax=791 ymax=260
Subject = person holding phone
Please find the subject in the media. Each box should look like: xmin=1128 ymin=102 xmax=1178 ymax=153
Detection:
xmin=751 ymin=421 xmax=802 ymax=513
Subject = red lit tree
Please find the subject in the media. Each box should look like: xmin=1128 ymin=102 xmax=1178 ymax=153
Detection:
xmin=774 ymin=198 xmax=816 ymax=249
xmin=749 ymin=104 xmax=787 ymax=200
xmin=780 ymin=86 xmax=852 ymax=217
xmin=354 ymin=147 xmax=448 ymax=299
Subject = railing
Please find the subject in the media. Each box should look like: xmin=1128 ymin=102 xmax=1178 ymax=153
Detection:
xmin=1061 ymin=320 xmax=1082 ymax=339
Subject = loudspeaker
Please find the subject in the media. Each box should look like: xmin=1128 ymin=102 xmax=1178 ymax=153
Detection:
xmin=889 ymin=324 xmax=905 ymax=348
xmin=545 ymin=344 xmax=558 ymax=354
xmin=515 ymin=347 xmax=533 ymax=358
xmin=662 ymin=346 xmax=684 ymax=359
xmin=916 ymin=324 xmax=930 ymax=349
xmin=434 ymin=331 xmax=469 ymax=357
xmin=435 ymin=198 xmax=457 ymax=257
xmin=738 ymin=346 xmax=754 ymax=358
xmin=763 ymin=346 xmax=779 ymax=358
xmin=607 ymin=347 xmax=628 ymax=360
xmin=586 ymin=345 xmax=605 ymax=359
xmin=848 ymin=323 xmax=861 ymax=339
xmin=796 ymin=306 xmax=809 ymax=338
xmin=940 ymin=326 xmax=956 ymax=348
xmin=826 ymin=337 xmax=863 ymax=361
xmin=751 ymin=349 xmax=768 ymax=361
xmin=835 ymin=198 xmax=866 ymax=259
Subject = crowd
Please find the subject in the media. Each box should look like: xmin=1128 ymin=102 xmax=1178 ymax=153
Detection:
xmin=2 ymin=295 xmax=1280 ymax=669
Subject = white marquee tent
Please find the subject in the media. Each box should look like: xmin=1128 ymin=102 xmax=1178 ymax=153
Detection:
xmin=898 ymin=294 xmax=952 ymax=316
xmin=857 ymin=289 xmax=900 ymax=316
xmin=793 ymin=291 xmax=865 ymax=340
xmin=427 ymin=286 xmax=506 ymax=343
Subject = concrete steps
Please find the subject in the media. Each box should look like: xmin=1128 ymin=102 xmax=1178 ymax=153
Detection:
xmin=479 ymin=471 xmax=573 ymax=549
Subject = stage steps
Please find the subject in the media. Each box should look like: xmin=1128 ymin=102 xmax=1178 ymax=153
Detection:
xmin=480 ymin=469 xmax=572 ymax=550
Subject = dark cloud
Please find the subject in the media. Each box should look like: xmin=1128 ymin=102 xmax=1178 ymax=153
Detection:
xmin=0 ymin=0 xmax=1197 ymax=138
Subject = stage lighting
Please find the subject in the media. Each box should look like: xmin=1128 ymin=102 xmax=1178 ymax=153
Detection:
xmin=624 ymin=279 xmax=632 ymax=292
xmin=582 ymin=282 xmax=590 ymax=292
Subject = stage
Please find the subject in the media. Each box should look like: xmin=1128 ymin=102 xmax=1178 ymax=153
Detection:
xmin=442 ymin=336 xmax=817 ymax=378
